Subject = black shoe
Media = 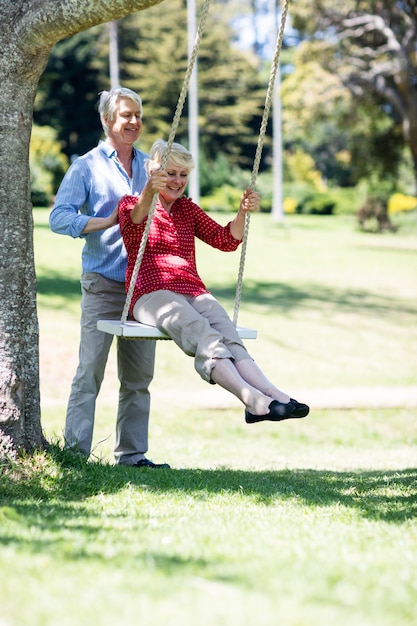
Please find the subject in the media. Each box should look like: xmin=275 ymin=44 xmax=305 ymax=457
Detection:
xmin=245 ymin=399 xmax=297 ymax=424
xmin=289 ymin=399 xmax=310 ymax=418
xmin=134 ymin=458 xmax=171 ymax=469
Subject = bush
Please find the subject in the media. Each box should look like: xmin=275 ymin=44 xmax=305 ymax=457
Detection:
xmin=388 ymin=193 xmax=417 ymax=215
xmin=30 ymin=125 xmax=68 ymax=206
xmin=283 ymin=197 xmax=298 ymax=214
xmin=298 ymin=192 xmax=336 ymax=215
xmin=282 ymin=181 xmax=314 ymax=213
xmin=325 ymin=187 xmax=362 ymax=215
xmin=199 ymin=152 xmax=237 ymax=196
xmin=199 ymin=184 xmax=243 ymax=212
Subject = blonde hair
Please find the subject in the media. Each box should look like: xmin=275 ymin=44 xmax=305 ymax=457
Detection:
xmin=146 ymin=139 xmax=195 ymax=175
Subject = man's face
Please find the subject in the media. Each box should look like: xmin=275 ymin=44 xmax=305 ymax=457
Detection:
xmin=106 ymin=97 xmax=143 ymax=147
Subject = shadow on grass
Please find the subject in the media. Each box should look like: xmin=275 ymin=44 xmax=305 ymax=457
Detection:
xmin=35 ymin=262 xmax=416 ymax=320
xmin=1 ymin=448 xmax=415 ymax=569
xmin=211 ymin=279 xmax=416 ymax=317
xmin=1 ymin=446 xmax=416 ymax=526
xmin=37 ymin=270 xmax=81 ymax=301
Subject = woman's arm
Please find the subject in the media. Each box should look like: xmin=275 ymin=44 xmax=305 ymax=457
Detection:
xmin=229 ymin=187 xmax=260 ymax=240
xmin=129 ymin=170 xmax=168 ymax=224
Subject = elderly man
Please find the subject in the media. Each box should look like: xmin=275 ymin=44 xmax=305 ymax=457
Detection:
xmin=50 ymin=87 xmax=169 ymax=469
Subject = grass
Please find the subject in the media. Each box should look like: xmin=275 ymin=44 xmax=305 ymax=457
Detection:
xmin=1 ymin=208 xmax=416 ymax=626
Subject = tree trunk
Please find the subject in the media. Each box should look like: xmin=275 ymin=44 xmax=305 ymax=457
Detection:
xmin=0 ymin=0 xmax=163 ymax=453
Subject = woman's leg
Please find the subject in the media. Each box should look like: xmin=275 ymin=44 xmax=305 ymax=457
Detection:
xmin=234 ymin=359 xmax=309 ymax=420
xmin=210 ymin=357 xmax=275 ymax=415
xmin=135 ymin=291 xmax=308 ymax=420
xmin=210 ymin=358 xmax=300 ymax=420
xmin=134 ymin=291 xmax=235 ymax=382
xmin=235 ymin=359 xmax=290 ymax=404
xmin=191 ymin=295 xmax=295 ymax=410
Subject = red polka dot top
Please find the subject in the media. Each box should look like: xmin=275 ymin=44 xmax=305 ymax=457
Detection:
xmin=118 ymin=195 xmax=241 ymax=312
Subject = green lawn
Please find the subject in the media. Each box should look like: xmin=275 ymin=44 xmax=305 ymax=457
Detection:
xmin=1 ymin=208 xmax=416 ymax=626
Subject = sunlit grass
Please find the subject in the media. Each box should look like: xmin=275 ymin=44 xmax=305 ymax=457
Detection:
xmin=2 ymin=207 xmax=414 ymax=626
xmin=1 ymin=435 xmax=416 ymax=626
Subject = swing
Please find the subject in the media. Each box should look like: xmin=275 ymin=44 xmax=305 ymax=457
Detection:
xmin=97 ymin=0 xmax=289 ymax=341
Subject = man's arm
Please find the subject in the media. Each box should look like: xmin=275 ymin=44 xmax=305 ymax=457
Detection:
xmin=50 ymin=160 xmax=118 ymax=237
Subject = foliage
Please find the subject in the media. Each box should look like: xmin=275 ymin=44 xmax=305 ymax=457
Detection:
xmin=285 ymin=148 xmax=327 ymax=190
xmin=198 ymin=151 xmax=237 ymax=195
xmin=356 ymin=172 xmax=396 ymax=204
xmin=31 ymin=1 xmax=417 ymax=195
xmin=283 ymin=196 xmax=298 ymax=214
xmin=298 ymin=191 xmax=335 ymax=215
xmin=281 ymin=46 xmax=404 ymax=187
xmin=282 ymin=186 xmax=365 ymax=216
xmin=199 ymin=183 xmax=243 ymax=212
xmin=324 ymin=186 xmax=362 ymax=216
xmin=388 ymin=193 xmax=417 ymax=215
xmin=283 ymin=1 xmax=417 ymax=190
xmin=355 ymin=174 xmax=398 ymax=232
xmin=30 ymin=125 xmax=69 ymax=206
xmin=279 ymin=184 xmax=376 ymax=217
xmin=34 ymin=26 xmax=109 ymax=158
xmin=35 ymin=1 xmax=268 ymax=172
xmin=119 ymin=0 xmax=269 ymax=167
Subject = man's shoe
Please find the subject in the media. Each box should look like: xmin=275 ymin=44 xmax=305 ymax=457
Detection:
xmin=134 ymin=458 xmax=171 ymax=469
xmin=289 ymin=399 xmax=310 ymax=418
xmin=245 ymin=399 xmax=297 ymax=424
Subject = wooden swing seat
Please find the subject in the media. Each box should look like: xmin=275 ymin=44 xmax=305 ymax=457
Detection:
xmin=97 ymin=319 xmax=257 ymax=340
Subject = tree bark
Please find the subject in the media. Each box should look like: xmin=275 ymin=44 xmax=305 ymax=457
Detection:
xmin=0 ymin=0 xmax=164 ymax=453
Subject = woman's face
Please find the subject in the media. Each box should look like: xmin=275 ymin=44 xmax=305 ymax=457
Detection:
xmin=159 ymin=160 xmax=190 ymax=204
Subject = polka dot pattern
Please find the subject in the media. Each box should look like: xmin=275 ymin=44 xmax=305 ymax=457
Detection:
xmin=119 ymin=195 xmax=241 ymax=311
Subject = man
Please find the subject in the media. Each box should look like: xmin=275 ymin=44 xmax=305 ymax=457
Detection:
xmin=49 ymin=87 xmax=169 ymax=468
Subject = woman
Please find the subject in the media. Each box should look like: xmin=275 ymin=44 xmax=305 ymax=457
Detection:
xmin=118 ymin=139 xmax=309 ymax=423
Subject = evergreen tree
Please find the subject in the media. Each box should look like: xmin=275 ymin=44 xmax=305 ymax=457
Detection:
xmin=34 ymin=26 xmax=109 ymax=158
xmin=35 ymin=1 xmax=268 ymax=172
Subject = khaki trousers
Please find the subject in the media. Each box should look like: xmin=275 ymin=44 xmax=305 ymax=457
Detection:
xmin=65 ymin=273 xmax=156 ymax=464
xmin=134 ymin=290 xmax=250 ymax=383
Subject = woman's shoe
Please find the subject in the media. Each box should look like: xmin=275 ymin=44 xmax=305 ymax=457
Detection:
xmin=245 ymin=399 xmax=296 ymax=424
xmin=289 ymin=399 xmax=310 ymax=418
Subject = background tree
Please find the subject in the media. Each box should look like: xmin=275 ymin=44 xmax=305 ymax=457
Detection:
xmin=30 ymin=124 xmax=69 ymax=206
xmin=34 ymin=0 xmax=267 ymax=175
xmin=0 ymin=0 xmax=164 ymax=455
xmin=286 ymin=0 xmax=417 ymax=192
xmin=34 ymin=26 xmax=109 ymax=159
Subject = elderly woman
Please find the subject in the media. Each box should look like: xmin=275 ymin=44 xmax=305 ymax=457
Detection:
xmin=118 ymin=139 xmax=309 ymax=423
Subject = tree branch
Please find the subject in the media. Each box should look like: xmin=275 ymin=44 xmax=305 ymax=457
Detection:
xmin=18 ymin=0 xmax=165 ymax=51
xmin=340 ymin=14 xmax=401 ymax=53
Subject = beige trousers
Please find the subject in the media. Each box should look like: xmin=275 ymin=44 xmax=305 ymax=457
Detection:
xmin=133 ymin=290 xmax=250 ymax=383
xmin=65 ymin=273 xmax=156 ymax=464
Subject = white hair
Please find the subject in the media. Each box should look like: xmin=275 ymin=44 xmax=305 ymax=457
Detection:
xmin=146 ymin=139 xmax=195 ymax=175
xmin=98 ymin=88 xmax=143 ymax=135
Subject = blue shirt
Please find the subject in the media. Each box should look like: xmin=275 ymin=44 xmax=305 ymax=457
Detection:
xmin=49 ymin=140 xmax=148 ymax=282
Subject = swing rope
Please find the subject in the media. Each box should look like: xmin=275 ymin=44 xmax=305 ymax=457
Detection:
xmin=232 ymin=0 xmax=289 ymax=326
xmin=120 ymin=0 xmax=289 ymax=328
xmin=121 ymin=0 xmax=212 ymax=323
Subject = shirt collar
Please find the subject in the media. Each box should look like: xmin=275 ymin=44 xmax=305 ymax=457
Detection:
xmin=99 ymin=139 xmax=139 ymax=160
